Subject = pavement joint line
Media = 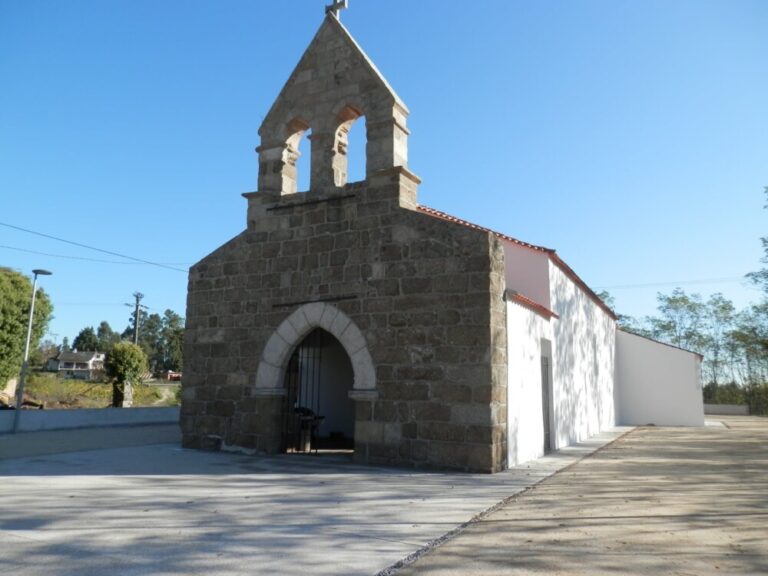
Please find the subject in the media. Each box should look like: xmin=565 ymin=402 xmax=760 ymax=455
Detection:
xmin=375 ymin=427 xmax=636 ymax=576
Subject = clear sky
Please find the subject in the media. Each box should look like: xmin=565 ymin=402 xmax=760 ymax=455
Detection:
xmin=1 ymin=0 xmax=766 ymax=345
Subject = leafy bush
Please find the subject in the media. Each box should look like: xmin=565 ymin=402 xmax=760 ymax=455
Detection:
xmin=703 ymin=382 xmax=745 ymax=405
xmin=745 ymin=382 xmax=768 ymax=416
xmin=106 ymin=342 xmax=148 ymax=407
xmin=703 ymin=381 xmax=768 ymax=415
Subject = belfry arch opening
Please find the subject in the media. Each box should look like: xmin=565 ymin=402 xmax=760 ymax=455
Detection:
xmin=282 ymin=328 xmax=355 ymax=453
xmin=333 ymin=105 xmax=366 ymax=186
xmin=293 ymin=126 xmax=312 ymax=193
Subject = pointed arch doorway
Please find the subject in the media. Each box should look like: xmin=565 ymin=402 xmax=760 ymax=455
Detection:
xmin=254 ymin=302 xmax=377 ymax=456
xmin=282 ymin=328 xmax=355 ymax=453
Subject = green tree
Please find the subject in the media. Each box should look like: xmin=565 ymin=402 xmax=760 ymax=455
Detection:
xmin=746 ymin=187 xmax=768 ymax=293
xmin=72 ymin=326 xmax=99 ymax=351
xmin=0 ymin=268 xmax=54 ymax=385
xmin=596 ymin=290 xmax=652 ymax=336
xmin=31 ymin=338 xmax=60 ymax=369
xmin=122 ymin=307 xmax=149 ymax=343
xmin=728 ymin=302 xmax=768 ymax=385
xmin=122 ymin=308 xmax=185 ymax=373
xmin=105 ymin=342 xmax=147 ymax=407
xmin=160 ymin=309 xmax=184 ymax=371
xmin=137 ymin=313 xmax=163 ymax=370
xmin=702 ymin=293 xmax=736 ymax=386
xmin=96 ymin=320 xmax=120 ymax=352
xmin=648 ymin=288 xmax=707 ymax=352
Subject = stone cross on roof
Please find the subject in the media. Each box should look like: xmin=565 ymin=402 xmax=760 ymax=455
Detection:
xmin=325 ymin=0 xmax=348 ymax=18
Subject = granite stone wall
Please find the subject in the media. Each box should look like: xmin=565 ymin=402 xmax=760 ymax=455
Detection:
xmin=182 ymin=13 xmax=508 ymax=472
xmin=183 ymin=171 xmax=508 ymax=472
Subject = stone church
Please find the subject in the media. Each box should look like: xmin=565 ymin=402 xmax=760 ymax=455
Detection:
xmin=182 ymin=11 xmax=704 ymax=473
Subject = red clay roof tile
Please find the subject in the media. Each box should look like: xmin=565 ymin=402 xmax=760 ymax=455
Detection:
xmin=416 ymin=204 xmax=617 ymax=321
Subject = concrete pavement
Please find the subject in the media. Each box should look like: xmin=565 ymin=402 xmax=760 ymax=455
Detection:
xmin=0 ymin=427 xmax=628 ymax=576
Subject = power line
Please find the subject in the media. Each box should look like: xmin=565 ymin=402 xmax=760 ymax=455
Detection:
xmin=0 ymin=221 xmax=188 ymax=273
xmin=0 ymin=244 xmax=191 ymax=266
xmin=595 ymin=276 xmax=748 ymax=291
xmin=56 ymin=302 xmax=164 ymax=311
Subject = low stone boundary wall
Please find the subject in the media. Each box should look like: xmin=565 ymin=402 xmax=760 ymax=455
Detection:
xmin=704 ymin=403 xmax=749 ymax=416
xmin=0 ymin=407 xmax=180 ymax=434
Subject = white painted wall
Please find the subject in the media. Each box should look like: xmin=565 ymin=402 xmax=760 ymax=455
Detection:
xmin=548 ymin=260 xmax=616 ymax=449
xmin=504 ymin=247 xmax=617 ymax=466
xmin=502 ymin=242 xmax=551 ymax=309
xmin=506 ymin=300 xmax=553 ymax=466
xmin=616 ymin=330 xmax=704 ymax=426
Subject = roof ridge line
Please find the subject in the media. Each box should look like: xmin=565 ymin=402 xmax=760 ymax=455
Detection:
xmin=416 ymin=205 xmax=553 ymax=253
xmin=415 ymin=204 xmax=617 ymax=321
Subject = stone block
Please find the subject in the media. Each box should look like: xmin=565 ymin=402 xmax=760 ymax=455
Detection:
xmin=451 ymin=403 xmax=491 ymax=426
xmin=431 ymin=382 xmax=472 ymax=403
xmin=380 ymin=381 xmax=429 ymax=401
xmin=401 ymin=277 xmax=432 ymax=294
xmin=373 ymin=401 xmax=398 ymax=422
xmin=356 ymin=421 xmax=384 ymax=444
xmin=354 ymin=400 xmax=373 ymax=421
xmin=467 ymin=445 xmax=495 ymax=473
xmin=216 ymin=386 xmax=243 ymax=402
xmin=411 ymin=402 xmax=451 ymax=422
xmin=428 ymin=441 xmax=470 ymax=470
xmin=261 ymin=333 xmax=288 ymax=367
xmin=302 ymin=301 xmax=327 ymax=325
xmin=411 ymin=439 xmax=428 ymax=461
xmin=419 ymin=421 xmax=465 ymax=442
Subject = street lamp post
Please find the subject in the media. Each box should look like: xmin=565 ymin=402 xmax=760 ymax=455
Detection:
xmin=12 ymin=269 xmax=52 ymax=433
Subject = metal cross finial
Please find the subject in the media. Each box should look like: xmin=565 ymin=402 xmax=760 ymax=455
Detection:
xmin=325 ymin=0 xmax=348 ymax=19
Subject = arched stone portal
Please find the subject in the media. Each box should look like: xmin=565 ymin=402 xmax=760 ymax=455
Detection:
xmin=253 ymin=302 xmax=377 ymax=453
xmin=254 ymin=302 xmax=376 ymax=393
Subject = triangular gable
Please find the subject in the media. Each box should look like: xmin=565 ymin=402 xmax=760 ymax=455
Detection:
xmin=260 ymin=14 xmax=406 ymax=139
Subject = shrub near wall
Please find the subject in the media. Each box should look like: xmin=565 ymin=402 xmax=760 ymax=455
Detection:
xmin=24 ymin=372 xmax=179 ymax=408
xmin=746 ymin=383 xmax=768 ymax=415
xmin=703 ymin=382 xmax=768 ymax=415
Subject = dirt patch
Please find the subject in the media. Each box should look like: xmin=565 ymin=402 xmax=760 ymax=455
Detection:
xmin=398 ymin=416 xmax=768 ymax=575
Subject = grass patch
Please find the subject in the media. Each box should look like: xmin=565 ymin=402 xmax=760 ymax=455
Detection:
xmin=25 ymin=372 xmax=180 ymax=409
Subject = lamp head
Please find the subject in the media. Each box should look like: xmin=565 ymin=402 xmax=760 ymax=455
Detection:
xmin=32 ymin=269 xmax=52 ymax=276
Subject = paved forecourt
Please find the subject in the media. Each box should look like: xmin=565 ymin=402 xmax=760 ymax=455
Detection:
xmin=1 ymin=427 xmax=626 ymax=576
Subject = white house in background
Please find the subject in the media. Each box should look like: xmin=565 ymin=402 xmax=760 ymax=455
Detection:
xmin=47 ymin=350 xmax=106 ymax=381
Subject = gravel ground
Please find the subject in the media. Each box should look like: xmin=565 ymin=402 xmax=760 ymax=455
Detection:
xmin=397 ymin=416 xmax=768 ymax=576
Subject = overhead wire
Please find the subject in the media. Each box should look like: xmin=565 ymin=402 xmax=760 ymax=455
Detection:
xmin=0 ymin=244 xmax=191 ymax=266
xmin=0 ymin=221 xmax=188 ymax=272
xmin=595 ymin=276 xmax=748 ymax=291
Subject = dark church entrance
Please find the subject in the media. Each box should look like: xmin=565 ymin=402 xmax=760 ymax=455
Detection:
xmin=282 ymin=328 xmax=355 ymax=453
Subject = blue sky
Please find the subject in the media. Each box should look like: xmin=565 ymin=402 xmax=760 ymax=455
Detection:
xmin=1 ymin=0 xmax=766 ymax=345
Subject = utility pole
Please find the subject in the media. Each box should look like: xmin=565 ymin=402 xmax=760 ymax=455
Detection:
xmin=125 ymin=292 xmax=147 ymax=345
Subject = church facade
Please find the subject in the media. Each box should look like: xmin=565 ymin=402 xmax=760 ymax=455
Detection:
xmin=181 ymin=13 xmax=703 ymax=473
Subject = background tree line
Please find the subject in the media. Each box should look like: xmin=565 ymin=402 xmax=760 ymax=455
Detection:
xmin=604 ymin=187 xmax=768 ymax=413
xmin=66 ymin=308 xmax=184 ymax=373
xmin=0 ymin=267 xmax=53 ymax=386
